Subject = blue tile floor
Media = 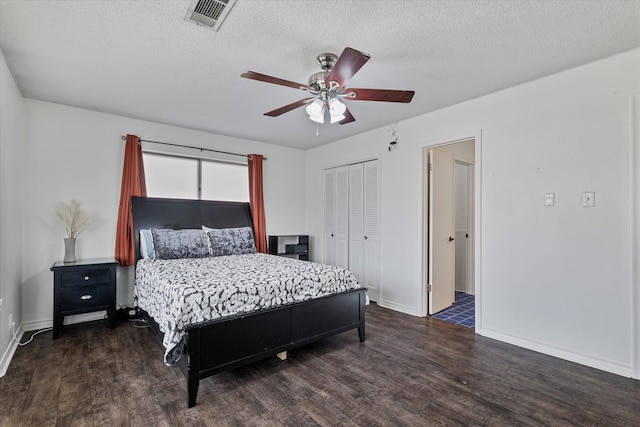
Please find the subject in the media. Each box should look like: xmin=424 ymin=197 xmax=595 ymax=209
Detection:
xmin=432 ymin=291 xmax=475 ymax=328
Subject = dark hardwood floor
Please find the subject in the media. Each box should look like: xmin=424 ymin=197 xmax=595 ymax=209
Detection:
xmin=1 ymin=303 xmax=639 ymax=426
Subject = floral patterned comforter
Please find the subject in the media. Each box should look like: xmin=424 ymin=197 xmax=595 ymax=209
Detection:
xmin=134 ymin=253 xmax=361 ymax=364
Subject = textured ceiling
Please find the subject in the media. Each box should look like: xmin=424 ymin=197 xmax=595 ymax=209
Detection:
xmin=1 ymin=1 xmax=639 ymax=150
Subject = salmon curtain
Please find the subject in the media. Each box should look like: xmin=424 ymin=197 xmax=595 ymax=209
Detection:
xmin=248 ymin=154 xmax=267 ymax=253
xmin=115 ymin=134 xmax=147 ymax=266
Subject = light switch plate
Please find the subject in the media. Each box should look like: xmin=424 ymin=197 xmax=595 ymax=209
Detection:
xmin=582 ymin=191 xmax=595 ymax=207
xmin=544 ymin=193 xmax=555 ymax=207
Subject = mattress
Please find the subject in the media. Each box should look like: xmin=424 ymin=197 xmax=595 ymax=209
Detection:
xmin=134 ymin=253 xmax=361 ymax=364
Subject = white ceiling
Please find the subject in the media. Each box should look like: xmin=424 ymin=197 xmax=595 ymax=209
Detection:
xmin=1 ymin=1 xmax=639 ymax=150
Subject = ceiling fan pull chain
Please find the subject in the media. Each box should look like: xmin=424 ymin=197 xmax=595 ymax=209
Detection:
xmin=316 ymin=122 xmax=319 ymax=136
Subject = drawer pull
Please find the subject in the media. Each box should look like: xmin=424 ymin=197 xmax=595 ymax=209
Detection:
xmin=80 ymin=295 xmax=93 ymax=300
xmin=84 ymin=276 xmax=90 ymax=281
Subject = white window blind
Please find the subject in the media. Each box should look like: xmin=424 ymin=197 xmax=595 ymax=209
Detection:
xmin=143 ymin=152 xmax=249 ymax=202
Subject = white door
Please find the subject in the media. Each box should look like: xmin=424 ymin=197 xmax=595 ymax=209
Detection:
xmin=363 ymin=160 xmax=380 ymax=301
xmin=454 ymin=162 xmax=469 ymax=293
xmin=323 ymin=168 xmax=336 ymax=265
xmin=428 ymin=149 xmax=455 ymax=314
xmin=349 ymin=163 xmax=364 ymax=283
xmin=334 ymin=166 xmax=350 ymax=269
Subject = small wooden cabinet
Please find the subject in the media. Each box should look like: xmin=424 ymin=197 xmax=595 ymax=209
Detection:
xmin=268 ymin=235 xmax=309 ymax=261
xmin=50 ymin=258 xmax=118 ymax=338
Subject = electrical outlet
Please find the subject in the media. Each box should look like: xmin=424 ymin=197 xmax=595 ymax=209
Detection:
xmin=8 ymin=314 xmax=12 ymax=331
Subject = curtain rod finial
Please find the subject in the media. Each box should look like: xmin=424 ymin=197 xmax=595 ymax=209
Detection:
xmin=121 ymin=135 xmax=126 ymax=140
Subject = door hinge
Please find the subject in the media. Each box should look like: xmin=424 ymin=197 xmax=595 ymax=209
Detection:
xmin=426 ymin=283 xmax=432 ymax=292
xmin=428 ymin=163 xmax=433 ymax=172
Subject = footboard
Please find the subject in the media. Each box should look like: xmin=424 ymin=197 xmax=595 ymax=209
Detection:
xmin=182 ymin=288 xmax=367 ymax=407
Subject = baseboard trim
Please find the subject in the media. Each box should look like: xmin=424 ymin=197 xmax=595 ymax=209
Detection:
xmin=0 ymin=324 xmax=23 ymax=378
xmin=377 ymin=299 xmax=417 ymax=316
xmin=22 ymin=319 xmax=52 ymax=332
xmin=23 ymin=311 xmax=107 ymax=332
xmin=479 ymin=327 xmax=633 ymax=378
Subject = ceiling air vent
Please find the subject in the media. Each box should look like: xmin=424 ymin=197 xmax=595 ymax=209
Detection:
xmin=185 ymin=0 xmax=237 ymax=32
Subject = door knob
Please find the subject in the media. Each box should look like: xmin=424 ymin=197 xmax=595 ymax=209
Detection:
xmin=449 ymin=236 xmax=455 ymax=242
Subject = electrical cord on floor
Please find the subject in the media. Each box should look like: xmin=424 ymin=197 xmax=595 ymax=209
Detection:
xmin=131 ymin=318 xmax=149 ymax=328
xmin=12 ymin=323 xmax=53 ymax=346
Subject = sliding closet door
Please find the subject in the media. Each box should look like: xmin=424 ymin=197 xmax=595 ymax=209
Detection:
xmin=324 ymin=166 xmax=349 ymax=268
xmin=323 ymin=168 xmax=336 ymax=265
xmin=362 ymin=160 xmax=379 ymax=301
xmin=334 ymin=166 xmax=350 ymax=269
xmin=325 ymin=161 xmax=378 ymax=296
xmin=349 ymin=163 xmax=364 ymax=285
xmin=346 ymin=160 xmax=379 ymax=301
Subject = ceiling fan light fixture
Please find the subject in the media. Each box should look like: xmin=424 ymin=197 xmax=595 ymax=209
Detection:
xmin=306 ymin=99 xmax=325 ymax=123
xmin=328 ymin=98 xmax=346 ymax=123
xmin=309 ymin=112 xmax=325 ymax=124
xmin=330 ymin=114 xmax=345 ymax=124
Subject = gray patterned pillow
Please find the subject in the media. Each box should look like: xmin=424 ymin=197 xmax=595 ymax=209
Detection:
xmin=206 ymin=226 xmax=257 ymax=256
xmin=151 ymin=229 xmax=211 ymax=259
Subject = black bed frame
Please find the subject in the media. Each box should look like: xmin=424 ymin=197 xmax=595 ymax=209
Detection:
xmin=131 ymin=197 xmax=367 ymax=407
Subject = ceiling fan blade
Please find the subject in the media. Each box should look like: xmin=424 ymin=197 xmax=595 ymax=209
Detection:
xmin=339 ymin=107 xmax=355 ymax=125
xmin=241 ymin=71 xmax=308 ymax=91
xmin=344 ymin=88 xmax=415 ymax=103
xmin=264 ymin=98 xmax=313 ymax=117
xmin=325 ymin=47 xmax=370 ymax=89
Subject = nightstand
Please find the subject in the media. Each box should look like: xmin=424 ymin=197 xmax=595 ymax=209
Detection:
xmin=50 ymin=258 xmax=118 ymax=338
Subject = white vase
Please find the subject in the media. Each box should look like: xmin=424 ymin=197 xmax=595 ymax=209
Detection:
xmin=63 ymin=237 xmax=76 ymax=263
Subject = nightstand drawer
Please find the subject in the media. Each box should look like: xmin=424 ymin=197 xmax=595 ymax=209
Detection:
xmin=61 ymin=284 xmax=110 ymax=311
xmin=61 ymin=269 xmax=110 ymax=287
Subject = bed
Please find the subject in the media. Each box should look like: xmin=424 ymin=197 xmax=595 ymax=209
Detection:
xmin=131 ymin=196 xmax=367 ymax=407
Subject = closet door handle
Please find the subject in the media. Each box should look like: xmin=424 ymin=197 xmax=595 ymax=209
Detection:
xmin=364 ymin=236 xmax=368 ymax=240
xmin=449 ymin=236 xmax=455 ymax=242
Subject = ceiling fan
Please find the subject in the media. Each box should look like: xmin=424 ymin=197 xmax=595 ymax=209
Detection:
xmin=240 ymin=47 xmax=415 ymax=125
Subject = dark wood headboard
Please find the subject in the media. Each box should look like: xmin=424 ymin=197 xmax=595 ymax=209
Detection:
xmin=131 ymin=197 xmax=254 ymax=262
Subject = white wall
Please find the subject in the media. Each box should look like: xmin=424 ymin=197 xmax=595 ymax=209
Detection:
xmin=0 ymin=50 xmax=24 ymax=375
xmin=4 ymin=44 xmax=639 ymax=381
xmin=20 ymin=100 xmax=307 ymax=329
xmin=306 ymin=49 xmax=640 ymax=377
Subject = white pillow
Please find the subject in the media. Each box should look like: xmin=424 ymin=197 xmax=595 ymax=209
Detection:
xmin=139 ymin=229 xmax=155 ymax=260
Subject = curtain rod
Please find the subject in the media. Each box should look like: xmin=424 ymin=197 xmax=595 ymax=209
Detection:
xmin=120 ymin=136 xmax=267 ymax=160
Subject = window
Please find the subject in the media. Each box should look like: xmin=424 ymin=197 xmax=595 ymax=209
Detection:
xmin=201 ymin=161 xmax=249 ymax=202
xmin=143 ymin=152 xmax=249 ymax=202
xmin=143 ymin=154 xmax=199 ymax=199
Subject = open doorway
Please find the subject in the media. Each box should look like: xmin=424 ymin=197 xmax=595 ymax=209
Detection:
xmin=423 ymin=137 xmax=477 ymax=328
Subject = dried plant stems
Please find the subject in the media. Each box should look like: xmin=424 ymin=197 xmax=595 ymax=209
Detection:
xmin=54 ymin=200 xmax=94 ymax=238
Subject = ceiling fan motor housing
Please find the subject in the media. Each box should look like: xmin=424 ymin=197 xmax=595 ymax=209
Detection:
xmin=308 ymin=71 xmax=329 ymax=92
xmin=316 ymin=53 xmax=338 ymax=70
